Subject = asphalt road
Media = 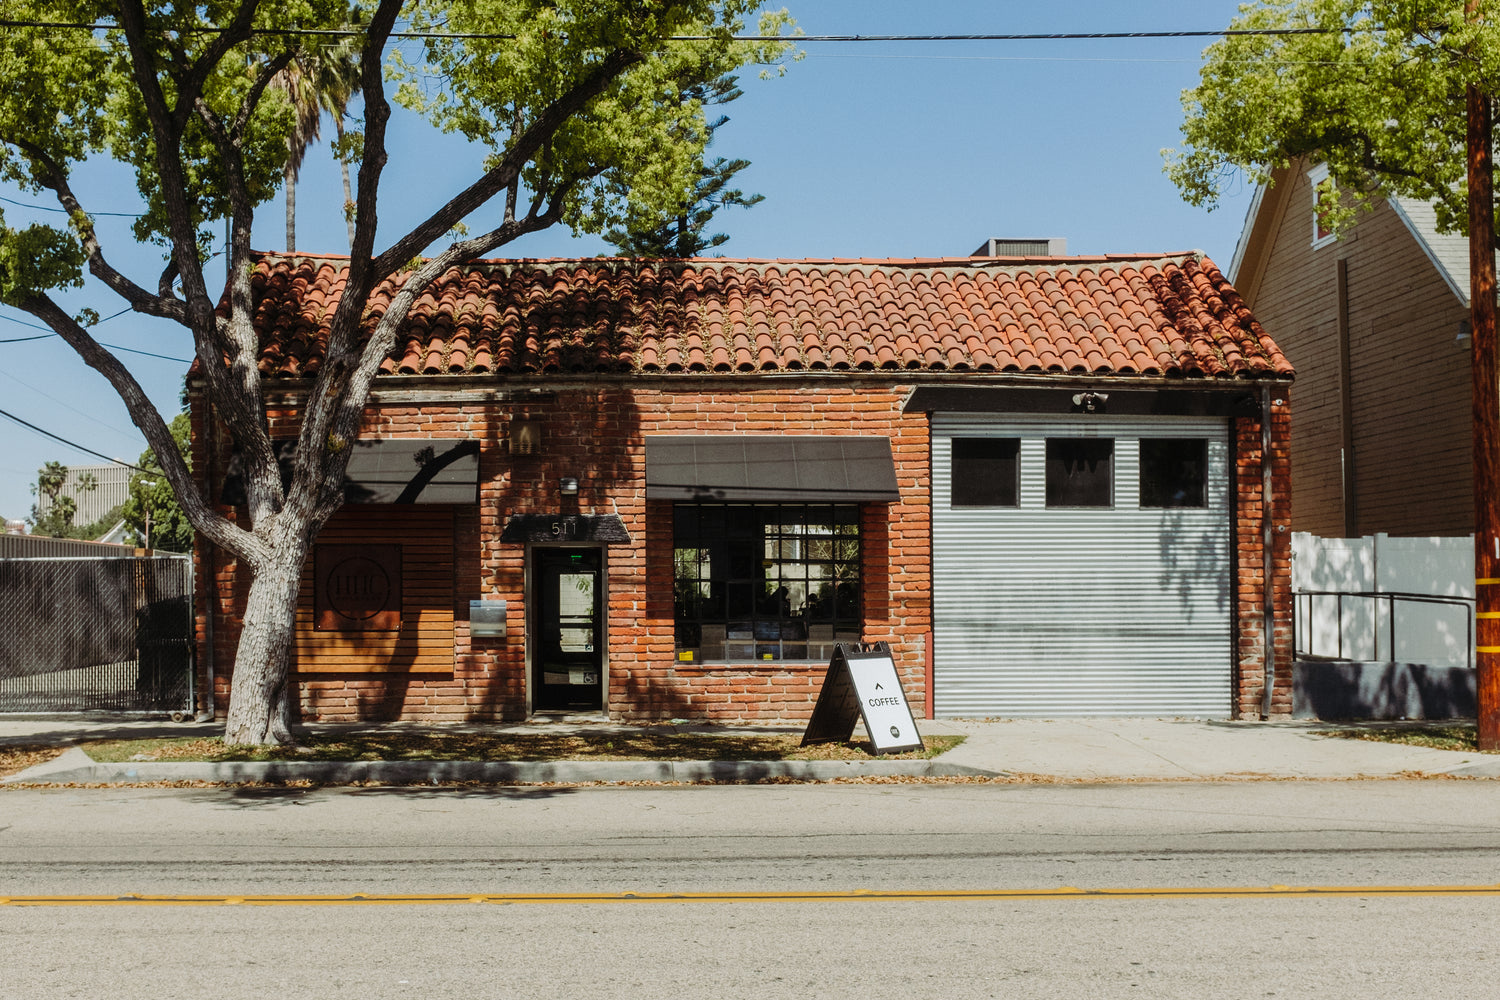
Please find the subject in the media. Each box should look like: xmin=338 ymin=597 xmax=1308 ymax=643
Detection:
xmin=3 ymin=782 xmax=1499 ymax=998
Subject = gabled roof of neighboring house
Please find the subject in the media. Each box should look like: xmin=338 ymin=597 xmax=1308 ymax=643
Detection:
xmin=1385 ymin=195 xmax=1472 ymax=306
xmin=240 ymin=251 xmax=1292 ymax=381
xmin=1228 ymin=161 xmax=1476 ymax=307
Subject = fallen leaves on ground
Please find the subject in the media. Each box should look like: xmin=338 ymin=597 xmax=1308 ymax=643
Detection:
xmin=78 ymin=731 xmax=965 ymax=765
xmin=1322 ymin=724 xmax=1495 ymax=754
xmin=0 ymin=744 xmax=66 ymax=778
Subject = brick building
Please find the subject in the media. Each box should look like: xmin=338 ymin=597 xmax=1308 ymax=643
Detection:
xmin=191 ymin=250 xmax=1295 ymax=724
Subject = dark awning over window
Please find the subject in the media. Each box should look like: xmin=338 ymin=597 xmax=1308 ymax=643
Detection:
xmin=645 ymin=436 xmax=900 ymax=503
xmin=221 ymin=439 xmax=480 ymax=505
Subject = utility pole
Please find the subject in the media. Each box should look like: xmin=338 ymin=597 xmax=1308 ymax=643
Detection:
xmin=1469 ymin=66 xmax=1500 ymax=749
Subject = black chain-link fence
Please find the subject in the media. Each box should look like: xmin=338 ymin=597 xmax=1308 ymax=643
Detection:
xmin=0 ymin=556 xmax=193 ymax=714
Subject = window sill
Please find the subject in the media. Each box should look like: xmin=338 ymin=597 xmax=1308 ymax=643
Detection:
xmin=671 ymin=658 xmax=831 ymax=673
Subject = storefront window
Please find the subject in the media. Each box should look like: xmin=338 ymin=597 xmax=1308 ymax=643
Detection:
xmin=673 ymin=503 xmax=861 ymax=663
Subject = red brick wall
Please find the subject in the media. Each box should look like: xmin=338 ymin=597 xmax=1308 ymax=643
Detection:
xmin=1232 ymin=391 xmax=1295 ymax=718
xmin=190 ymin=377 xmax=1293 ymax=724
xmin=191 ymin=379 xmax=933 ymax=724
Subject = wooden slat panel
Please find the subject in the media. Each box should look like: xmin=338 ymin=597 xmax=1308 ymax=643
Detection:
xmin=293 ymin=508 xmax=457 ymax=675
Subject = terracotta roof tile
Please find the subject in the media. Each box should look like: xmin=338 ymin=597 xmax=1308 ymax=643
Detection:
xmin=237 ymin=252 xmax=1293 ymax=382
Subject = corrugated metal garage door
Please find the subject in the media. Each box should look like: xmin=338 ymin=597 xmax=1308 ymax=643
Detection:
xmin=932 ymin=414 xmax=1232 ymax=717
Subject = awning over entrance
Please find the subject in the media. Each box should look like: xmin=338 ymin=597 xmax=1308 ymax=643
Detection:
xmin=644 ymin=436 xmax=900 ymax=503
xmin=221 ymin=439 xmax=480 ymax=505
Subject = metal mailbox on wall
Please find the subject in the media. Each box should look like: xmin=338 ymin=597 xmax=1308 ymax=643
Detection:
xmin=470 ymin=601 xmax=508 ymax=638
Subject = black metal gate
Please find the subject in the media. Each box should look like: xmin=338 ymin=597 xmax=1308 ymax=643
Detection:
xmin=0 ymin=555 xmax=194 ymax=714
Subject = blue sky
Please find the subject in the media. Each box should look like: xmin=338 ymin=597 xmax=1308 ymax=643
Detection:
xmin=0 ymin=0 xmax=1260 ymax=524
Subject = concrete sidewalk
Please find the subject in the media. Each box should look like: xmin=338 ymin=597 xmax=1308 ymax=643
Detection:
xmin=928 ymin=717 xmax=1500 ymax=780
xmin=2 ymin=715 xmax=1498 ymax=784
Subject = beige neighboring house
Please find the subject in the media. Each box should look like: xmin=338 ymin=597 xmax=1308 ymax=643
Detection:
xmin=1229 ymin=159 xmax=1474 ymax=538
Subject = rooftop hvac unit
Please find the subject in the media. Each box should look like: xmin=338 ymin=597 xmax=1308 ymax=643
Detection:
xmin=972 ymin=237 xmax=1068 ymax=257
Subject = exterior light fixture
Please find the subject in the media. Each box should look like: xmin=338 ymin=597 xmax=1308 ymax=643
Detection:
xmin=559 ymin=477 xmax=579 ymax=495
xmin=1071 ymin=391 xmax=1108 ymax=413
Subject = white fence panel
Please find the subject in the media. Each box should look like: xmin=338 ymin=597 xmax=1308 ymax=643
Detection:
xmin=1292 ymin=533 xmax=1473 ymax=667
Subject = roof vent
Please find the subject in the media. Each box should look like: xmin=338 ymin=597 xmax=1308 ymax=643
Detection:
xmin=972 ymin=237 xmax=1067 ymax=257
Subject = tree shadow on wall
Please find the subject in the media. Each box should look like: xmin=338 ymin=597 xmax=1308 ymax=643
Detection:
xmin=1155 ymin=505 xmax=1231 ymax=626
xmin=471 ymin=385 xmax=647 ymax=720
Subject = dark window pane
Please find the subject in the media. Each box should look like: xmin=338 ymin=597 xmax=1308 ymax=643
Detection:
xmin=1045 ymin=438 xmax=1113 ymax=507
xmin=727 ymin=581 xmax=755 ymax=617
xmin=951 ymin=438 xmax=1020 ymax=507
xmin=727 ymin=539 xmax=758 ymax=579
xmin=1140 ymin=438 xmax=1208 ymax=508
xmin=726 ymin=506 xmax=758 ymax=537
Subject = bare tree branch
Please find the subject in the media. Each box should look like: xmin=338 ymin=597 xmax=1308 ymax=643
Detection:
xmin=8 ymin=136 xmax=191 ymax=324
xmin=113 ymin=1 xmax=223 ymax=325
xmin=233 ymin=48 xmax=299 ymax=138
xmin=14 ymin=292 xmax=262 ymax=563
xmin=370 ymin=47 xmax=643 ymax=277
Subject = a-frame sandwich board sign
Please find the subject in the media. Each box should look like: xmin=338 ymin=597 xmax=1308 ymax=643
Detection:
xmin=800 ymin=641 xmax=923 ymax=754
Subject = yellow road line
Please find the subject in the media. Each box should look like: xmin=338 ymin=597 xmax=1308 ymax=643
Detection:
xmin=3 ymin=886 xmax=1500 ymax=906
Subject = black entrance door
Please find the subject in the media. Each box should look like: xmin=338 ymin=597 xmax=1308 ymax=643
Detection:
xmin=533 ymin=549 xmax=603 ymax=711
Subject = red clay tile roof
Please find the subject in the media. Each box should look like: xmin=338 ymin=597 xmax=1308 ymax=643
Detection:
xmin=244 ymin=252 xmax=1293 ymax=380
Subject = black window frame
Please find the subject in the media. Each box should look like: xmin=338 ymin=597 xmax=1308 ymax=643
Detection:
xmin=950 ymin=437 xmax=1021 ymax=508
xmin=1044 ymin=437 xmax=1115 ymax=508
xmin=1139 ymin=438 xmax=1209 ymax=509
xmin=672 ymin=502 xmax=862 ymax=664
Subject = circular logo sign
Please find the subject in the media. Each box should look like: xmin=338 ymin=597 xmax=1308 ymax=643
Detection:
xmin=326 ymin=556 xmax=393 ymax=621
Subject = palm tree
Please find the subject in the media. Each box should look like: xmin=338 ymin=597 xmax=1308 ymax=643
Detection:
xmin=268 ymin=59 xmax=322 ymax=252
xmin=321 ymin=52 xmax=361 ymax=249
xmin=267 ymin=33 xmax=362 ymax=252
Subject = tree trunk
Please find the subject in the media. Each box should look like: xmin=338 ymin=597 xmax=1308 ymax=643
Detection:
xmin=285 ymin=162 xmax=297 ymax=252
xmin=222 ymin=538 xmax=308 ymax=745
xmin=335 ymin=118 xmax=355 ymax=250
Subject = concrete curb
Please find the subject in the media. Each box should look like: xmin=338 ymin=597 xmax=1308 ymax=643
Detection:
xmin=1436 ymin=758 xmax=1500 ymax=778
xmin=1 ymin=753 xmax=999 ymax=786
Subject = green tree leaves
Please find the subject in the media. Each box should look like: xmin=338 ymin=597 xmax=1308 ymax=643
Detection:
xmin=0 ymin=211 xmax=85 ymax=304
xmin=1167 ymin=0 xmax=1500 ymax=234
xmin=0 ymin=1 xmax=798 ymax=743
xmin=121 ymin=412 xmax=193 ymax=552
xmin=394 ymin=1 xmax=794 ymax=238
xmin=28 ymin=459 xmax=90 ymax=537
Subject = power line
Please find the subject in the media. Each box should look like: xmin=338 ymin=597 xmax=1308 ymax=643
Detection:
xmin=0 ymin=193 xmax=142 ymax=218
xmin=696 ymin=29 xmax=1361 ymax=42
xmin=0 ymin=314 xmax=53 ymax=334
xmin=0 ymin=406 xmax=150 ymax=473
xmin=0 ymin=369 xmax=143 ymax=446
xmin=0 ymin=309 xmax=192 ymax=362
xmin=0 ymin=17 xmax=1363 ymax=43
xmin=100 ymin=341 xmax=192 ymax=363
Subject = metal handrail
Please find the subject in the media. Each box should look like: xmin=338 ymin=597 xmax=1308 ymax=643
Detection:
xmin=1293 ymin=590 xmax=1475 ymax=670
